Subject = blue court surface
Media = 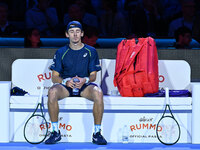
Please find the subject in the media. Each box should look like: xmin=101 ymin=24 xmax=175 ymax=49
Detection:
xmin=0 ymin=142 xmax=200 ymax=150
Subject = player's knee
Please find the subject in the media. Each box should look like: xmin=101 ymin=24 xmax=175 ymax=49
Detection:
xmin=93 ymin=86 xmax=103 ymax=102
xmin=48 ymin=87 xmax=58 ymax=101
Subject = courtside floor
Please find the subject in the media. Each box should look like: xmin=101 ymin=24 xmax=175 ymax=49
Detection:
xmin=0 ymin=142 xmax=200 ymax=150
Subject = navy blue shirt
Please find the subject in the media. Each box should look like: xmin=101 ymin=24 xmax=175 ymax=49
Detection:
xmin=50 ymin=44 xmax=101 ymax=79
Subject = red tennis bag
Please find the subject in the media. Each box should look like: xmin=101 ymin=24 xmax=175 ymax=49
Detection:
xmin=113 ymin=37 xmax=159 ymax=97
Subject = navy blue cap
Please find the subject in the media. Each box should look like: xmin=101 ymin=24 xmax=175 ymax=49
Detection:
xmin=66 ymin=21 xmax=82 ymax=31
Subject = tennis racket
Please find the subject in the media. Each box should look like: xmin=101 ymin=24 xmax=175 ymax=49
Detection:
xmin=24 ymin=86 xmax=48 ymax=144
xmin=156 ymin=87 xmax=181 ymax=145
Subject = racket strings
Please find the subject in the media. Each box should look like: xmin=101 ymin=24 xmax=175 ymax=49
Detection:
xmin=157 ymin=116 xmax=180 ymax=144
xmin=24 ymin=115 xmax=48 ymax=143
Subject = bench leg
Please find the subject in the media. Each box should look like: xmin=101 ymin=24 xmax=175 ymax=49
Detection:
xmin=192 ymin=83 xmax=200 ymax=144
xmin=0 ymin=81 xmax=11 ymax=142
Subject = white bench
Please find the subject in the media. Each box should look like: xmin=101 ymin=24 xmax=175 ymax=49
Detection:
xmin=1 ymin=59 xmax=200 ymax=144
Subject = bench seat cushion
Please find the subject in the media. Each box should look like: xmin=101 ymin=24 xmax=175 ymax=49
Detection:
xmin=10 ymin=95 xmax=192 ymax=110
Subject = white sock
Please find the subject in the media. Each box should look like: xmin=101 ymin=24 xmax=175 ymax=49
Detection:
xmin=52 ymin=122 xmax=59 ymax=132
xmin=94 ymin=124 xmax=101 ymax=134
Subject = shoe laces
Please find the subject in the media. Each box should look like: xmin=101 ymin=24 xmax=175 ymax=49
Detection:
xmin=95 ymin=132 xmax=103 ymax=138
xmin=50 ymin=131 xmax=57 ymax=137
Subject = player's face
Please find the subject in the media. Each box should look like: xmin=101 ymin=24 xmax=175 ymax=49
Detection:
xmin=66 ymin=28 xmax=83 ymax=44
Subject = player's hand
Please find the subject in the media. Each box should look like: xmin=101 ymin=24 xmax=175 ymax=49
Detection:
xmin=75 ymin=77 xmax=86 ymax=89
xmin=66 ymin=79 xmax=74 ymax=89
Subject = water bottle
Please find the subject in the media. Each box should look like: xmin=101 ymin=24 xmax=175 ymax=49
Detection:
xmin=73 ymin=78 xmax=80 ymax=95
xmin=122 ymin=125 xmax=129 ymax=143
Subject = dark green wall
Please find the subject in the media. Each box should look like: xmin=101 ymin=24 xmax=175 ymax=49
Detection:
xmin=0 ymin=48 xmax=199 ymax=81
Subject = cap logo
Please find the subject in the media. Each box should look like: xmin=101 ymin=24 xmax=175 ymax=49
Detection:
xmin=69 ymin=24 xmax=77 ymax=28
xmin=67 ymin=21 xmax=82 ymax=31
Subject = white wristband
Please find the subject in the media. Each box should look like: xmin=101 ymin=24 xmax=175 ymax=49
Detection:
xmin=84 ymin=77 xmax=90 ymax=84
xmin=62 ymin=78 xmax=71 ymax=85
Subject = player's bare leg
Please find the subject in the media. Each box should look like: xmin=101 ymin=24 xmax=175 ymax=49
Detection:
xmin=48 ymin=84 xmax=69 ymax=122
xmin=45 ymin=84 xmax=69 ymax=144
xmin=81 ymin=85 xmax=107 ymax=145
xmin=81 ymin=85 xmax=104 ymax=124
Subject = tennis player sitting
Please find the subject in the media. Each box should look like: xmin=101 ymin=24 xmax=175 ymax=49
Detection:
xmin=45 ymin=21 xmax=107 ymax=145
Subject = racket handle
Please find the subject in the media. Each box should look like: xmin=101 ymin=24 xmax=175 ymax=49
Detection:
xmin=38 ymin=86 xmax=44 ymax=102
xmin=165 ymin=87 xmax=169 ymax=104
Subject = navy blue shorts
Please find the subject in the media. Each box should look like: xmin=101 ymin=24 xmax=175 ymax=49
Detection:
xmin=60 ymin=82 xmax=98 ymax=97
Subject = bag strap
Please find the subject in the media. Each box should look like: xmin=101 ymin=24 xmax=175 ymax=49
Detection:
xmin=123 ymin=39 xmax=145 ymax=74
xmin=114 ymin=39 xmax=131 ymax=86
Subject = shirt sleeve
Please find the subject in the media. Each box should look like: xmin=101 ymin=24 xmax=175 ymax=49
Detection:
xmin=89 ymin=49 xmax=101 ymax=73
xmin=50 ymin=50 xmax=62 ymax=73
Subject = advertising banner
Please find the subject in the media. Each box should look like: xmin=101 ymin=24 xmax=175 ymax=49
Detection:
xmin=101 ymin=59 xmax=191 ymax=95
xmin=12 ymin=59 xmax=101 ymax=96
xmin=10 ymin=110 xmax=191 ymax=143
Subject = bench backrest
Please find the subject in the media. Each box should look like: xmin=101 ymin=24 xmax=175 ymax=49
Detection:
xmin=12 ymin=59 xmax=191 ymax=95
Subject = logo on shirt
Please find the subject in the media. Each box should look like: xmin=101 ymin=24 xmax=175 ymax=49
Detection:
xmin=53 ymin=54 xmax=56 ymax=59
xmin=83 ymin=53 xmax=88 ymax=57
xmin=49 ymin=60 xmax=55 ymax=69
xmin=96 ymin=64 xmax=101 ymax=68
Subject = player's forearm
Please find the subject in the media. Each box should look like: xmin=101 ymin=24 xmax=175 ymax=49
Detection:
xmin=51 ymin=75 xmax=63 ymax=84
xmin=88 ymin=73 xmax=96 ymax=82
